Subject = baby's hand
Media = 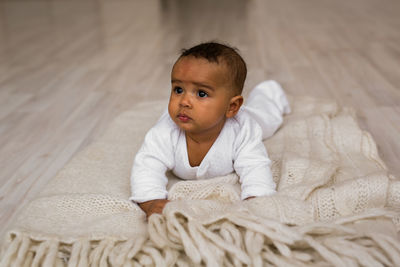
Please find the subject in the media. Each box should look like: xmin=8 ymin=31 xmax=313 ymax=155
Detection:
xmin=138 ymin=199 xmax=169 ymax=218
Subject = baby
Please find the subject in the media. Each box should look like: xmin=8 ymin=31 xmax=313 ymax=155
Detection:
xmin=130 ymin=42 xmax=290 ymax=217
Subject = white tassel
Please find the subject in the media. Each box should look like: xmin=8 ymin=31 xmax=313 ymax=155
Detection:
xmin=163 ymin=247 xmax=179 ymax=266
xmin=68 ymin=240 xmax=83 ymax=267
xmin=110 ymin=239 xmax=135 ymax=266
xmin=303 ymin=236 xmax=347 ymax=266
xmin=22 ymin=251 xmax=34 ymax=267
xmin=14 ymin=236 xmax=31 ymax=267
xmin=262 ymin=247 xmax=302 ymax=266
xmin=369 ymin=233 xmax=400 ymax=265
xmin=42 ymin=240 xmax=59 ymax=267
xmin=219 ymin=223 xmax=243 ymax=267
xmin=272 ymin=241 xmax=291 ymax=258
xmin=324 ymin=237 xmax=383 ymax=267
xmin=196 ymin=221 xmax=251 ymax=264
xmin=299 ymin=221 xmax=356 ymax=236
xmin=229 ymin=214 xmax=299 ymax=244
xmin=366 ymin=246 xmax=392 ymax=266
xmin=136 ymin=252 xmax=153 ymax=265
xmin=78 ymin=240 xmax=91 ymax=267
xmin=99 ymin=240 xmax=115 ymax=267
xmin=187 ymin=221 xmax=219 ymax=266
xmin=244 ymin=231 xmax=263 ymax=267
xmin=169 ymin=215 xmax=201 ymax=263
xmin=90 ymin=240 xmax=108 ymax=266
xmin=142 ymin=245 xmax=166 ymax=266
xmin=149 ymin=214 xmax=182 ymax=249
xmin=291 ymin=251 xmax=312 ymax=262
xmin=32 ymin=240 xmax=51 ymax=267
xmin=0 ymin=234 xmax=22 ymax=267
xmin=127 ymin=237 xmax=146 ymax=260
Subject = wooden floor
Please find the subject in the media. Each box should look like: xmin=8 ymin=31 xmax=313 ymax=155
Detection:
xmin=1 ymin=0 xmax=399 ymax=239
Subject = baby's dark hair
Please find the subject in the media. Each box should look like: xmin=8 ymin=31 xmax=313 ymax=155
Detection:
xmin=179 ymin=42 xmax=247 ymax=95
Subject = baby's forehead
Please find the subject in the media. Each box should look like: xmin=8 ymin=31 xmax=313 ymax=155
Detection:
xmin=203 ymin=60 xmax=235 ymax=87
xmin=173 ymin=56 xmax=236 ymax=91
xmin=176 ymin=56 xmax=232 ymax=77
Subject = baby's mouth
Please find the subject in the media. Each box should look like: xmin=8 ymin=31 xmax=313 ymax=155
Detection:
xmin=177 ymin=113 xmax=191 ymax=122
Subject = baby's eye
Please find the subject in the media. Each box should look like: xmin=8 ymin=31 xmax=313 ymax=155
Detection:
xmin=174 ymin=87 xmax=183 ymax=94
xmin=197 ymin=90 xmax=208 ymax=98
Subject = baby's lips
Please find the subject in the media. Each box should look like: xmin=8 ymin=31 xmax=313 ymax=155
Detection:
xmin=178 ymin=114 xmax=191 ymax=122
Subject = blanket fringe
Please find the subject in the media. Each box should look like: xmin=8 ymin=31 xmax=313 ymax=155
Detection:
xmin=0 ymin=234 xmax=22 ymax=267
xmin=146 ymin=209 xmax=400 ymax=266
xmin=110 ymin=238 xmax=139 ymax=266
xmin=42 ymin=240 xmax=59 ymax=267
xmin=1 ymin=210 xmax=400 ymax=267
xmin=148 ymin=214 xmax=182 ymax=250
xmin=219 ymin=221 xmax=246 ymax=266
xmin=0 ymin=234 xmax=150 ymax=267
xmin=89 ymin=239 xmax=114 ymax=267
xmin=31 ymin=240 xmax=50 ymax=267
xmin=369 ymin=233 xmax=400 ymax=265
xmin=167 ymin=214 xmax=202 ymax=263
xmin=141 ymin=245 xmax=165 ymax=266
xmin=78 ymin=240 xmax=90 ymax=267
xmin=324 ymin=236 xmax=385 ymax=267
xmin=197 ymin=222 xmax=250 ymax=264
xmin=15 ymin=236 xmax=31 ymax=266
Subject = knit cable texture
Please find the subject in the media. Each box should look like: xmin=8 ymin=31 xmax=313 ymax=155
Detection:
xmin=1 ymin=96 xmax=399 ymax=266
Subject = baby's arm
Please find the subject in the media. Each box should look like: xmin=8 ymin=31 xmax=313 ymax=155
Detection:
xmin=234 ymin=117 xmax=276 ymax=200
xmin=130 ymin=113 xmax=175 ymax=217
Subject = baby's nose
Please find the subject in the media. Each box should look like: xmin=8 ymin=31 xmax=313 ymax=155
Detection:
xmin=179 ymin=94 xmax=191 ymax=107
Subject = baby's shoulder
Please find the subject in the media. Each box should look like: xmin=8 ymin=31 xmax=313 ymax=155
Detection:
xmin=228 ymin=109 xmax=263 ymax=143
xmin=231 ymin=109 xmax=261 ymax=131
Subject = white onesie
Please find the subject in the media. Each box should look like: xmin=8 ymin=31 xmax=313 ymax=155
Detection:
xmin=130 ymin=80 xmax=291 ymax=202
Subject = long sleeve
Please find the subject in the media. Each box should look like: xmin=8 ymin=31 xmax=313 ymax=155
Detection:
xmin=129 ymin=113 xmax=176 ymax=203
xmin=233 ymin=115 xmax=276 ymax=200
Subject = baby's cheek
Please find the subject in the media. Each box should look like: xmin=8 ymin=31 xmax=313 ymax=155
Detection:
xmin=167 ymin=103 xmax=175 ymax=117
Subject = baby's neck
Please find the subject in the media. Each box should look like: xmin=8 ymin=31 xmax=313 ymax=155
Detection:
xmin=185 ymin=122 xmax=225 ymax=167
xmin=185 ymin=131 xmax=218 ymax=145
xmin=185 ymin=133 xmax=216 ymax=167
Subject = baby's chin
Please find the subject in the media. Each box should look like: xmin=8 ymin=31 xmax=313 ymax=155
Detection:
xmin=170 ymin=116 xmax=188 ymax=127
xmin=175 ymin=123 xmax=194 ymax=132
xmin=174 ymin=121 xmax=201 ymax=135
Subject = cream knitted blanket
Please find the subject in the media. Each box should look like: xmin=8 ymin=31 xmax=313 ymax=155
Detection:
xmin=1 ymin=96 xmax=400 ymax=267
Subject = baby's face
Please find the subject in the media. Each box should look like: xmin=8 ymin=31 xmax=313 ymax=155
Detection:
xmin=168 ymin=56 xmax=234 ymax=137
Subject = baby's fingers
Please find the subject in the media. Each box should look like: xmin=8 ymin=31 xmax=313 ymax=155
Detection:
xmin=147 ymin=200 xmax=169 ymax=217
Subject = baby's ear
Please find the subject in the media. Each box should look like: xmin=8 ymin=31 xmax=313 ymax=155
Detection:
xmin=226 ymin=95 xmax=243 ymax=118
